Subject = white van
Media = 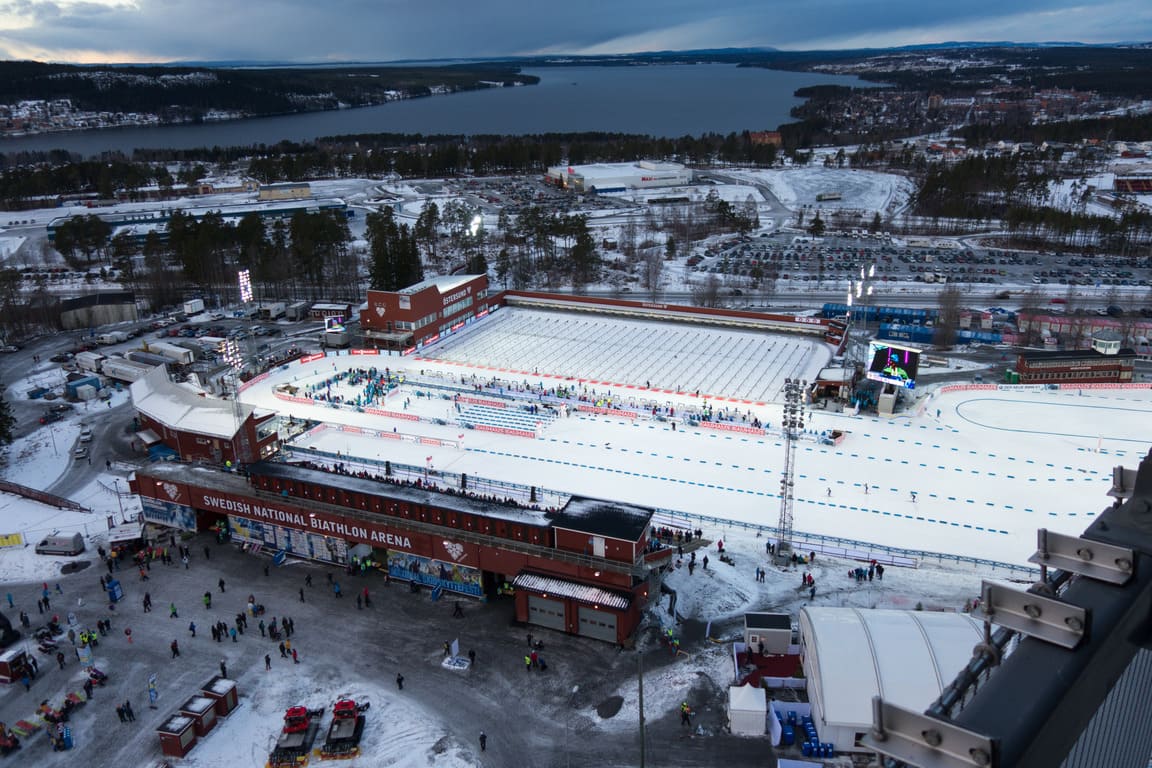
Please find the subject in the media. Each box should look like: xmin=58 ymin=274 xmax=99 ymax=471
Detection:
xmin=35 ymin=532 xmax=85 ymax=556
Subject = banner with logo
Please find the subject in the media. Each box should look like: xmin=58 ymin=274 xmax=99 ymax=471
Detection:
xmin=141 ymin=498 xmax=197 ymax=531
xmin=387 ymin=550 xmax=482 ymax=596
xmin=0 ymin=533 xmax=23 ymax=548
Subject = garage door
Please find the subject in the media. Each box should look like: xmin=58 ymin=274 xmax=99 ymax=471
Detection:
xmin=527 ymin=595 xmax=566 ymax=631
xmin=578 ymin=606 xmax=618 ymax=643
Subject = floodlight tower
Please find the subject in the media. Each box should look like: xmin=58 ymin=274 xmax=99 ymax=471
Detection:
xmin=220 ymin=338 xmax=252 ymax=466
xmin=844 ymin=262 xmax=875 ymax=382
xmin=238 ymin=268 xmax=253 ymax=306
xmin=775 ymin=377 xmax=806 ymax=564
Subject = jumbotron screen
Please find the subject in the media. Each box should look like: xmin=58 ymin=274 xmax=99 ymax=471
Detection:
xmin=866 ymin=341 xmax=921 ymax=389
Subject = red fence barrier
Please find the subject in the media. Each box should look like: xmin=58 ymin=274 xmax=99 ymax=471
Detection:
xmin=576 ymin=405 xmax=639 ymax=419
xmin=364 ymin=407 xmax=420 ymax=421
xmin=473 ymin=424 xmax=536 ymax=439
xmin=457 ymin=395 xmax=508 ymax=409
xmin=696 ymin=420 xmax=766 ymax=436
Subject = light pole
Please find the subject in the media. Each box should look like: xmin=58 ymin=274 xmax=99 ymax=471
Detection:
xmin=844 ymin=262 xmax=876 ymax=386
xmin=113 ymin=478 xmax=126 ymax=523
xmin=565 ymin=684 xmax=579 ymax=768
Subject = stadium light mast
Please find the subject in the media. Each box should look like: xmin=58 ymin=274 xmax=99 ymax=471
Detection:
xmin=220 ymin=338 xmax=252 ymax=467
xmin=843 ymin=262 xmax=876 ymax=389
xmin=775 ymin=377 xmax=806 ymax=564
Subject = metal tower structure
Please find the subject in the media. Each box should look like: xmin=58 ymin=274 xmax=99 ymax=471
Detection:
xmin=775 ymin=377 xmax=806 ymax=563
xmin=220 ymin=338 xmax=252 ymax=466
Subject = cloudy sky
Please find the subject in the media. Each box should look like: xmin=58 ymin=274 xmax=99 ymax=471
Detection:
xmin=0 ymin=0 xmax=1149 ymax=64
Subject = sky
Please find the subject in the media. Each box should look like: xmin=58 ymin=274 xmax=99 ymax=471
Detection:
xmin=0 ymin=0 xmax=1149 ymax=64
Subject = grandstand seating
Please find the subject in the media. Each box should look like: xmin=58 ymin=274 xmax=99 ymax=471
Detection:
xmin=458 ymin=404 xmax=556 ymax=434
xmin=425 ymin=307 xmax=829 ymax=403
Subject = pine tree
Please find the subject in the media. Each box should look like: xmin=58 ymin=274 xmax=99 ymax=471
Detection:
xmin=0 ymin=395 xmax=14 ymax=446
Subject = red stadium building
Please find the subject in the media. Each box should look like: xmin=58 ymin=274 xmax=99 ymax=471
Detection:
xmin=1014 ymin=348 xmax=1137 ymax=384
xmin=361 ymin=275 xmax=494 ymax=351
xmin=130 ymin=460 xmax=666 ymax=645
xmin=130 ymin=366 xmax=279 ymax=464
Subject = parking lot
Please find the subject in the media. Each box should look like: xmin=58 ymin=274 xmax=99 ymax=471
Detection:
xmin=691 ymin=233 xmax=1152 ymax=294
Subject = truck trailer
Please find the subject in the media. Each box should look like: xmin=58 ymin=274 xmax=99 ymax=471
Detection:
xmin=183 ymin=298 xmax=206 ymax=315
xmin=75 ymin=351 xmax=107 ymax=373
xmin=146 ymin=341 xmax=196 ymax=366
xmin=100 ymin=358 xmax=156 ymax=383
xmin=262 ymin=302 xmax=287 ymax=320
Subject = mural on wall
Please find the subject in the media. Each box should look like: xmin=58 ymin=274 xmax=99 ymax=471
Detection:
xmin=141 ymin=498 xmax=197 ymax=531
xmin=387 ymin=550 xmax=482 ymax=596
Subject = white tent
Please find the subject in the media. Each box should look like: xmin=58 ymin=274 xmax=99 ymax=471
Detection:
xmin=728 ymin=684 xmax=767 ymax=736
xmin=799 ymin=607 xmax=983 ymax=751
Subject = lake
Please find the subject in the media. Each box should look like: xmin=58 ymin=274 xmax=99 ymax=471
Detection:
xmin=0 ymin=64 xmax=869 ymax=157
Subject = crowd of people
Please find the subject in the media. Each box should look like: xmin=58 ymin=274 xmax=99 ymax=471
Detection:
xmin=291 ymin=459 xmax=558 ymax=515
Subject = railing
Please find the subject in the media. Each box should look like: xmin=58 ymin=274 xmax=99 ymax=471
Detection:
xmin=651 ymin=508 xmax=1040 ymax=577
xmin=280 ymin=446 xmax=571 ymax=510
xmin=0 ymin=479 xmax=89 ymax=512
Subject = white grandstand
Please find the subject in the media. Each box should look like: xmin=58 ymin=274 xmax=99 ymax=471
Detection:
xmin=418 ymin=307 xmax=830 ymax=403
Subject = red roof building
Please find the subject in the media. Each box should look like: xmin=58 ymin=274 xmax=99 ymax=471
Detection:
xmin=361 ymin=275 xmax=493 ymax=351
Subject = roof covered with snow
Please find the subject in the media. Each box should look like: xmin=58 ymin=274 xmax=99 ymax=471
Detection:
xmin=551 ymin=497 xmax=653 ymax=542
xmin=180 ymin=696 xmax=215 ymax=713
xmin=729 ymin=684 xmax=767 ymax=714
xmin=131 ymin=365 xmax=252 ymax=440
xmin=800 ymin=607 xmax=982 ymax=730
xmin=398 ymin=274 xmax=482 ymax=296
xmin=512 ymin=571 xmax=631 ymax=610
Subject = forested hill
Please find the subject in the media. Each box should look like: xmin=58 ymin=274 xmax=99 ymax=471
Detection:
xmin=0 ymin=61 xmax=538 ymax=119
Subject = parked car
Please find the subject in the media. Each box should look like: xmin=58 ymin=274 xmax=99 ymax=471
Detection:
xmin=79 ymin=425 xmax=93 ymax=443
xmin=73 ymin=445 xmax=89 ymax=461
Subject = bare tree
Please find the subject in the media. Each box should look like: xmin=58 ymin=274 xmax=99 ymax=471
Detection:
xmin=642 ymin=247 xmax=664 ymax=299
xmin=934 ymin=284 xmax=964 ymax=348
xmin=691 ymin=274 xmax=723 ymax=308
xmin=1017 ymin=288 xmax=1046 ymax=346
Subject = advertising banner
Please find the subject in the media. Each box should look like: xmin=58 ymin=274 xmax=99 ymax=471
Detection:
xmin=141 ymin=498 xmax=198 ymax=532
xmin=387 ymin=550 xmax=483 ymax=596
xmin=0 ymin=532 xmax=23 ymax=548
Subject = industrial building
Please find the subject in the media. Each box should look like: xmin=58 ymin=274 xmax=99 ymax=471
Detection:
xmin=545 ymin=161 xmax=692 ymax=193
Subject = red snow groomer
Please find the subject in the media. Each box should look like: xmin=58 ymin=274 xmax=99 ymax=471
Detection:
xmin=318 ymin=699 xmax=369 ymax=760
xmin=266 ymin=705 xmax=323 ymax=768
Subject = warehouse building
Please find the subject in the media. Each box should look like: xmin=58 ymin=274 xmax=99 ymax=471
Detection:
xmin=545 ymin=161 xmax=692 ymax=193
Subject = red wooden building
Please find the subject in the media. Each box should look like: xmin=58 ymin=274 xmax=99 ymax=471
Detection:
xmin=361 ymin=275 xmax=493 ymax=351
xmin=131 ymin=460 xmax=667 ymax=645
xmin=1014 ymin=348 xmax=1137 ymax=384
xmin=130 ymin=365 xmax=279 ymax=464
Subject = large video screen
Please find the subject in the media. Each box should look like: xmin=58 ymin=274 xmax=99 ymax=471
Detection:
xmin=866 ymin=341 xmax=921 ymax=389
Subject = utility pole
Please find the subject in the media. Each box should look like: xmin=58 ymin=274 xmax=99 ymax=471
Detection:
xmin=638 ymin=654 xmax=646 ymax=768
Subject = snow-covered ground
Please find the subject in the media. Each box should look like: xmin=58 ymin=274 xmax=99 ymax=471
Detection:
xmin=724 ymin=168 xmax=916 ymax=216
xmin=237 ymin=310 xmax=1142 ymax=568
